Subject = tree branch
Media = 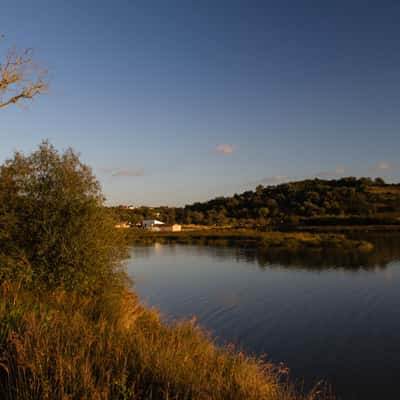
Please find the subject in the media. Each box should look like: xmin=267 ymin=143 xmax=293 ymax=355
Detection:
xmin=0 ymin=44 xmax=48 ymax=109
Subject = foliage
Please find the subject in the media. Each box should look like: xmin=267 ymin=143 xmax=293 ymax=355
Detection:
xmin=0 ymin=142 xmax=127 ymax=294
xmin=112 ymin=177 xmax=400 ymax=228
xmin=183 ymin=178 xmax=400 ymax=226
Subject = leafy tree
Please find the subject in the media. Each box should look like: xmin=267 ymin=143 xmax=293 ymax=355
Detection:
xmin=255 ymin=184 xmax=264 ymax=195
xmin=0 ymin=142 xmax=126 ymax=294
xmin=181 ymin=176 xmax=400 ymax=226
xmin=192 ymin=211 xmax=205 ymax=224
xmin=259 ymin=207 xmax=270 ymax=218
xmin=184 ymin=211 xmax=193 ymax=224
xmin=216 ymin=209 xmax=228 ymax=225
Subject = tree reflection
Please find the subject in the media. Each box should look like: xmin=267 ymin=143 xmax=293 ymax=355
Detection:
xmin=133 ymin=233 xmax=400 ymax=271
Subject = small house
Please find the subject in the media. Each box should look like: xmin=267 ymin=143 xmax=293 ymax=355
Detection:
xmin=115 ymin=221 xmax=130 ymax=229
xmin=142 ymin=219 xmax=165 ymax=229
xmin=170 ymin=224 xmax=182 ymax=232
xmin=151 ymin=224 xmax=182 ymax=232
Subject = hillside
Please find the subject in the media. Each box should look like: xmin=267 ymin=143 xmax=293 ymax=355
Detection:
xmin=114 ymin=177 xmax=400 ymax=227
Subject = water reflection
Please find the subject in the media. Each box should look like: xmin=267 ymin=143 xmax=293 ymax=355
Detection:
xmin=133 ymin=232 xmax=400 ymax=270
xmin=128 ymin=234 xmax=400 ymax=400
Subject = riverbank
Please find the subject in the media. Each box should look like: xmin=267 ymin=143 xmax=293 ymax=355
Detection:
xmin=128 ymin=234 xmax=400 ymax=400
xmin=128 ymin=229 xmax=374 ymax=253
xmin=0 ymin=282 xmax=333 ymax=400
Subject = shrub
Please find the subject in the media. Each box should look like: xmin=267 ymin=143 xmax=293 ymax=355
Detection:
xmin=0 ymin=141 xmax=127 ymax=294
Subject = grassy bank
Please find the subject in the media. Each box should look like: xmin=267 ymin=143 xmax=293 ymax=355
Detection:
xmin=0 ymin=282 xmax=333 ymax=400
xmin=128 ymin=229 xmax=374 ymax=253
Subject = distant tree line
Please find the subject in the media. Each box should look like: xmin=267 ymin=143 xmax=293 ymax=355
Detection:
xmin=112 ymin=177 xmax=400 ymax=228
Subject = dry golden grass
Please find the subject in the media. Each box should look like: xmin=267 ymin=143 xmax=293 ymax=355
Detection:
xmin=0 ymin=283 xmax=334 ymax=400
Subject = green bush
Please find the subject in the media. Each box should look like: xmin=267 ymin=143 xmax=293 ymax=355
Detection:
xmin=0 ymin=142 xmax=127 ymax=294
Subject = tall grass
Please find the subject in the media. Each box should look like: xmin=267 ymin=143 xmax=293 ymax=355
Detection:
xmin=0 ymin=282 xmax=334 ymax=400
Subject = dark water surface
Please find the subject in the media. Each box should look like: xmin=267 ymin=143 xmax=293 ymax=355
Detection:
xmin=127 ymin=234 xmax=400 ymax=400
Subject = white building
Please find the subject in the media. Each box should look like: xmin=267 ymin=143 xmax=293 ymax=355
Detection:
xmin=142 ymin=219 xmax=165 ymax=229
xmin=170 ymin=224 xmax=182 ymax=232
xmin=115 ymin=221 xmax=130 ymax=229
xmin=151 ymin=224 xmax=182 ymax=232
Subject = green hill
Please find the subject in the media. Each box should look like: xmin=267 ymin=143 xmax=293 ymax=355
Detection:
xmin=114 ymin=177 xmax=400 ymax=228
xmin=183 ymin=177 xmax=400 ymax=226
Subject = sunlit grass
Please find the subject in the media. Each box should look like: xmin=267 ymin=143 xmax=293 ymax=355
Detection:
xmin=0 ymin=282 xmax=334 ymax=400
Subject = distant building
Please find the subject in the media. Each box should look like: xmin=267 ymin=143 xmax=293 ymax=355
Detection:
xmin=115 ymin=221 xmax=130 ymax=229
xmin=169 ymin=224 xmax=182 ymax=232
xmin=142 ymin=219 xmax=165 ymax=228
xmin=119 ymin=204 xmax=136 ymax=210
xmin=141 ymin=219 xmax=182 ymax=232
xmin=150 ymin=224 xmax=182 ymax=232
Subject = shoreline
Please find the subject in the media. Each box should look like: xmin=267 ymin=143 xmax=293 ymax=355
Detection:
xmin=127 ymin=228 xmax=375 ymax=253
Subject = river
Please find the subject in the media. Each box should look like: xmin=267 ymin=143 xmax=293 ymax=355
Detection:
xmin=127 ymin=234 xmax=400 ymax=400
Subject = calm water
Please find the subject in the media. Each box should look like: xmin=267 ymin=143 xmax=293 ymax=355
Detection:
xmin=127 ymin=234 xmax=400 ymax=400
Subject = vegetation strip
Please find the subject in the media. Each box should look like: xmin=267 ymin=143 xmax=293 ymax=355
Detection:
xmin=128 ymin=229 xmax=374 ymax=253
xmin=113 ymin=178 xmax=400 ymax=231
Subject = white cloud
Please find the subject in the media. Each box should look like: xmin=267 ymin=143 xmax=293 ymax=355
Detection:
xmin=375 ymin=161 xmax=391 ymax=171
xmin=215 ymin=144 xmax=236 ymax=154
xmin=315 ymin=167 xmax=348 ymax=178
xmin=104 ymin=168 xmax=145 ymax=177
xmin=368 ymin=161 xmax=393 ymax=175
xmin=261 ymin=175 xmax=290 ymax=185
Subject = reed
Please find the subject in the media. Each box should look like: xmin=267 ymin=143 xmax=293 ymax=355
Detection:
xmin=0 ymin=282 xmax=334 ymax=400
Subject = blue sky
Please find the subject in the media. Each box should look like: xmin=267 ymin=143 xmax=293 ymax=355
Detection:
xmin=1 ymin=1 xmax=400 ymax=205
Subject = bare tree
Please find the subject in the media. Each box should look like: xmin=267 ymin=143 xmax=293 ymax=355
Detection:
xmin=0 ymin=39 xmax=48 ymax=109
